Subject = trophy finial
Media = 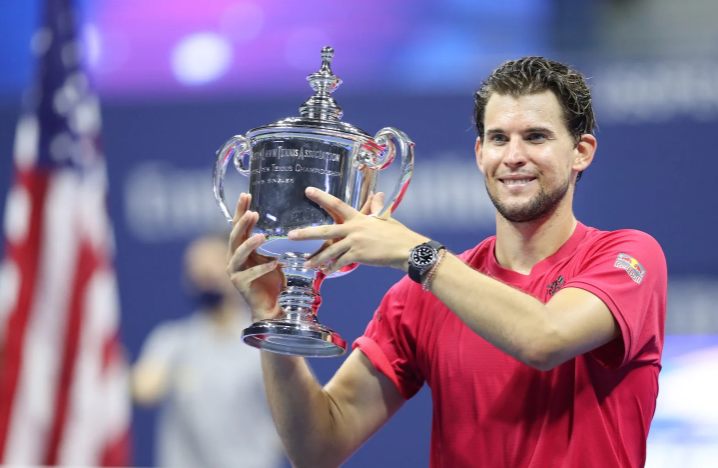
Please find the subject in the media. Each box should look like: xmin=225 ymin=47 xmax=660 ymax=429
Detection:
xmin=319 ymin=46 xmax=334 ymax=73
xmin=300 ymin=46 xmax=343 ymax=120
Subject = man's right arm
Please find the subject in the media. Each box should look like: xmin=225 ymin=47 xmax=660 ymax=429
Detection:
xmin=261 ymin=348 xmax=405 ymax=468
xmin=227 ymin=193 xmax=405 ymax=468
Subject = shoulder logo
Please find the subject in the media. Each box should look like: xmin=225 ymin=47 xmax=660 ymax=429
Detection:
xmin=547 ymin=275 xmax=565 ymax=296
xmin=614 ymin=253 xmax=645 ymax=284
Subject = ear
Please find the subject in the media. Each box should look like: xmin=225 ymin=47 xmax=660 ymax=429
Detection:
xmin=573 ymin=134 xmax=597 ymax=173
xmin=475 ymin=137 xmax=485 ymax=174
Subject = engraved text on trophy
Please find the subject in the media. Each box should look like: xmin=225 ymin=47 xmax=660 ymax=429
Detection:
xmin=248 ymin=139 xmax=348 ymax=235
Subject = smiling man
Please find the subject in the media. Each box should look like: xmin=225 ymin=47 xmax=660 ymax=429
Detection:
xmin=227 ymin=57 xmax=667 ymax=468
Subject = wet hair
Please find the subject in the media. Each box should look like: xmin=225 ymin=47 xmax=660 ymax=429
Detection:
xmin=473 ymin=56 xmax=597 ymax=182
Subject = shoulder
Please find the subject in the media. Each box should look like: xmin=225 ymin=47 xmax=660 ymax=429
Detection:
xmin=582 ymin=227 xmax=664 ymax=257
xmin=576 ymin=227 xmax=667 ymax=278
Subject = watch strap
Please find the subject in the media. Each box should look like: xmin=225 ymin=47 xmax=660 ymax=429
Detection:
xmin=408 ymin=240 xmax=445 ymax=283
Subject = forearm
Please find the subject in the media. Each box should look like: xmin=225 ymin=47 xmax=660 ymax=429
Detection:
xmin=429 ymin=254 xmax=559 ymax=369
xmin=260 ymin=352 xmax=348 ymax=468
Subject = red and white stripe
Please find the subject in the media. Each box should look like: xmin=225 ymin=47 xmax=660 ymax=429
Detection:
xmin=0 ymin=117 xmax=131 ymax=465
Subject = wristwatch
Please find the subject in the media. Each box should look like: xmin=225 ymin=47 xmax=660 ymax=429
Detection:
xmin=408 ymin=240 xmax=445 ymax=284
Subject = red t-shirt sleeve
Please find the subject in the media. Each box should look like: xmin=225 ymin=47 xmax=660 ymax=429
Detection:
xmin=353 ymin=277 xmax=425 ymax=400
xmin=562 ymin=230 xmax=667 ymax=368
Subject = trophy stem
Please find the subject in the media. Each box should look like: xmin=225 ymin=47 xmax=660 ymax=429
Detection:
xmin=242 ymin=253 xmax=347 ymax=357
xmin=277 ymin=255 xmax=320 ymax=320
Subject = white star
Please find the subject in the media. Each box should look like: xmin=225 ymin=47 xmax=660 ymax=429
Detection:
xmin=70 ymin=95 xmax=101 ymax=136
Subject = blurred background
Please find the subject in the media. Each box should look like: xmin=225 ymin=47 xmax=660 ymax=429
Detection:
xmin=1 ymin=0 xmax=717 ymax=467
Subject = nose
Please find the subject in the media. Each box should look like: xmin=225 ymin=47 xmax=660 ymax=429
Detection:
xmin=503 ymin=138 xmax=527 ymax=169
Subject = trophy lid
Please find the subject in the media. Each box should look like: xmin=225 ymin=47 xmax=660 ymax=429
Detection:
xmin=299 ymin=46 xmax=343 ymax=120
xmin=247 ymin=47 xmax=371 ymax=139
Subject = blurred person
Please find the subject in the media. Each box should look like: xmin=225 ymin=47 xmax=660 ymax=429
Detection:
xmin=132 ymin=235 xmax=283 ymax=468
xmin=227 ymin=57 xmax=667 ymax=468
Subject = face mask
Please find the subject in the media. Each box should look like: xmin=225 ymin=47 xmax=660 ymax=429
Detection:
xmin=190 ymin=288 xmax=225 ymax=310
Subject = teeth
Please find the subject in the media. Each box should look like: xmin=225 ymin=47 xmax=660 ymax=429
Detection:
xmin=503 ymin=178 xmax=533 ymax=185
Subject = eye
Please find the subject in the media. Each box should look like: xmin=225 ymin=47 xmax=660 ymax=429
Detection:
xmin=489 ymin=134 xmax=507 ymax=144
xmin=526 ymin=133 xmax=547 ymax=142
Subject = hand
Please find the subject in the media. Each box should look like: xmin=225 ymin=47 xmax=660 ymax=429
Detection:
xmin=227 ymin=193 xmax=285 ymax=322
xmin=288 ymin=187 xmax=429 ymax=275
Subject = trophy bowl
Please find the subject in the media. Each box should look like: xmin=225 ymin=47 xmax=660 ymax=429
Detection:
xmin=213 ymin=47 xmax=414 ymax=357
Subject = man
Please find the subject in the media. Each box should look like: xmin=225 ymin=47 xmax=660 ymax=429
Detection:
xmin=227 ymin=57 xmax=667 ymax=468
xmin=133 ymin=235 xmax=283 ymax=468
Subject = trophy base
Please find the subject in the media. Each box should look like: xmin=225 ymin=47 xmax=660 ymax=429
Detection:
xmin=242 ymin=318 xmax=347 ymax=357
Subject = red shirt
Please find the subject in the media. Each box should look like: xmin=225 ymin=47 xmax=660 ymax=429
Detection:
xmin=354 ymin=222 xmax=667 ymax=468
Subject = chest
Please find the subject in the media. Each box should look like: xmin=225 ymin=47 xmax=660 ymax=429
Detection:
xmin=419 ymin=312 xmax=583 ymax=429
xmin=416 ymin=260 xmax=583 ymax=395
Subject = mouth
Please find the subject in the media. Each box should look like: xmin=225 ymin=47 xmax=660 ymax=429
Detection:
xmin=498 ymin=177 xmax=537 ymax=187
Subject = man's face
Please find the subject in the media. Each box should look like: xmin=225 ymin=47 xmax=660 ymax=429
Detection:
xmin=477 ymin=90 xmax=579 ymax=223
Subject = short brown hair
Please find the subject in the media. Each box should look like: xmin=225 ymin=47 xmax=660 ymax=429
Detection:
xmin=473 ymin=57 xmax=597 ymax=181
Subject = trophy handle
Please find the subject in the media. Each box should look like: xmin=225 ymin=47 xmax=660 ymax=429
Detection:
xmin=370 ymin=127 xmax=414 ymax=216
xmin=213 ymin=135 xmax=251 ymax=226
xmin=322 ymin=128 xmax=414 ymax=280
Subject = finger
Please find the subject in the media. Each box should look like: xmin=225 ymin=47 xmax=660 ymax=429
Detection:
xmin=229 ymin=210 xmax=249 ymax=255
xmin=288 ymin=223 xmax=349 ymax=241
xmin=229 ymin=209 xmax=255 ymax=254
xmin=359 ymin=192 xmax=375 ymax=216
xmin=230 ymin=260 xmax=279 ymax=292
xmin=305 ymin=239 xmax=351 ymax=269
xmin=228 ymin=233 xmax=266 ymax=273
xmin=232 ymin=209 xmax=260 ymax=254
xmin=320 ymin=202 xmax=347 ymax=225
xmin=306 ymin=239 xmax=335 ymax=260
xmin=245 ymin=211 xmax=259 ymax=239
xmin=305 ymin=187 xmax=358 ymax=221
xmin=229 ymin=193 xmax=253 ymax=248
xmin=322 ymin=252 xmax=355 ymax=276
xmin=371 ymin=192 xmax=386 ymax=217
xmin=232 ymin=192 xmax=251 ymax=225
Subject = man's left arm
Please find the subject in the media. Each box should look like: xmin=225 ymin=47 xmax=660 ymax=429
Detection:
xmin=427 ymin=254 xmax=619 ymax=371
xmin=290 ymin=188 xmax=621 ymax=371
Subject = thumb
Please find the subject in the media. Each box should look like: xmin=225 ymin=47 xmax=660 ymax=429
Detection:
xmin=371 ymin=192 xmax=385 ymax=216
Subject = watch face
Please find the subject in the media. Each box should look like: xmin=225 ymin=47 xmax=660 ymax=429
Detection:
xmin=411 ymin=245 xmax=436 ymax=267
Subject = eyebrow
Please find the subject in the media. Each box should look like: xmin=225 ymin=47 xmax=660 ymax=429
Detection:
xmin=525 ymin=127 xmax=555 ymax=135
xmin=486 ymin=126 xmax=555 ymax=135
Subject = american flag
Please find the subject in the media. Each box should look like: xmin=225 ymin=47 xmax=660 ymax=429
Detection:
xmin=0 ymin=0 xmax=131 ymax=465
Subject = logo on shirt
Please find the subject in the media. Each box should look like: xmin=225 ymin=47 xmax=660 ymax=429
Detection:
xmin=547 ymin=275 xmax=565 ymax=296
xmin=614 ymin=253 xmax=645 ymax=284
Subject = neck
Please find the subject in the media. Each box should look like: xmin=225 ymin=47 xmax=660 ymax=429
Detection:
xmin=493 ymin=198 xmax=577 ymax=275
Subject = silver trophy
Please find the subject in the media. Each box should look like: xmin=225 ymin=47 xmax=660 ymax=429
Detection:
xmin=213 ymin=47 xmax=413 ymax=357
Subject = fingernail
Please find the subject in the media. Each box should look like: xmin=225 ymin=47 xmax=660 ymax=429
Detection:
xmin=306 ymin=187 xmax=315 ymax=195
xmin=288 ymin=230 xmax=297 ymax=239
